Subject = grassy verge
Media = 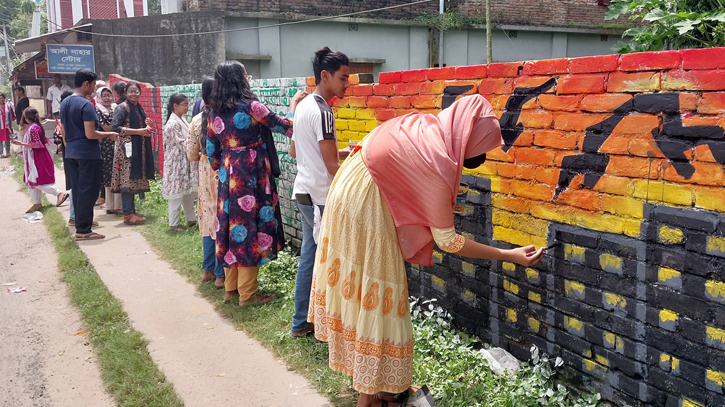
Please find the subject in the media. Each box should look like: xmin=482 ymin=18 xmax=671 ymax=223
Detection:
xmin=9 ymin=157 xmax=185 ymax=407
xmin=136 ymin=179 xmax=601 ymax=407
xmin=135 ymin=180 xmax=358 ymax=407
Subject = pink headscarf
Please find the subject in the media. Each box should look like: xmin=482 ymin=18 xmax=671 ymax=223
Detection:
xmin=95 ymin=87 xmax=113 ymax=115
xmin=364 ymin=94 xmax=503 ymax=266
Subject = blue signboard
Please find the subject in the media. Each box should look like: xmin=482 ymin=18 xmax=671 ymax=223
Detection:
xmin=46 ymin=44 xmax=95 ymax=74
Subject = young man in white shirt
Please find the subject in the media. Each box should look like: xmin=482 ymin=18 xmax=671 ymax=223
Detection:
xmin=289 ymin=47 xmax=351 ymax=337
xmin=46 ymin=74 xmax=72 ymax=119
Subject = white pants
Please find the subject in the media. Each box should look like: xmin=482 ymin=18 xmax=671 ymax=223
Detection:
xmin=168 ymin=192 xmax=197 ymax=227
xmin=104 ymin=187 xmax=122 ymax=211
xmin=29 ymin=184 xmax=62 ymax=204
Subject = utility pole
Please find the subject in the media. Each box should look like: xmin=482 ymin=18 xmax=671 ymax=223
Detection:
xmin=2 ymin=25 xmax=10 ymax=82
xmin=486 ymin=0 xmax=492 ymax=63
xmin=438 ymin=0 xmax=444 ymax=67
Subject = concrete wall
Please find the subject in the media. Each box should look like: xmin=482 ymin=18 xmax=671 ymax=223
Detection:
xmin=224 ymin=17 xmax=430 ymax=79
xmin=92 ymin=11 xmax=226 ymax=86
xmin=225 ymin=16 xmax=622 ymax=79
xmin=316 ymin=47 xmax=725 ymax=407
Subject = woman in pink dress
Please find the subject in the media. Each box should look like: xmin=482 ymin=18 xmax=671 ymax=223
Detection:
xmin=0 ymin=93 xmax=15 ymax=158
xmin=12 ymin=108 xmax=69 ymax=213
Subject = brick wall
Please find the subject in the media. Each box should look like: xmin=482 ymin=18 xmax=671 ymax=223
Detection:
xmin=321 ymin=47 xmax=725 ymax=407
xmin=199 ymin=0 xmax=620 ymax=29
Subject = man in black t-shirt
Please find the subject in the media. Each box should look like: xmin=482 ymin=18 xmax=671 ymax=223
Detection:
xmin=60 ymin=69 xmax=118 ymax=240
xmin=14 ymin=87 xmax=29 ymax=125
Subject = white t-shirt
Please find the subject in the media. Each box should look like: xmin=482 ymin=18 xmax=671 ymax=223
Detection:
xmin=46 ymin=84 xmax=72 ymax=113
xmin=292 ymin=94 xmax=338 ymax=206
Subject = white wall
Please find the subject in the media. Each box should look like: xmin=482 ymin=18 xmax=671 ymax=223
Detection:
xmin=225 ymin=17 xmax=429 ymax=79
xmin=224 ymin=17 xmax=622 ymax=78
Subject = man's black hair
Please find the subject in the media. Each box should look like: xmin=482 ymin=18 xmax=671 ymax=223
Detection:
xmin=74 ymin=68 xmax=98 ymax=88
xmin=14 ymin=86 xmax=25 ymax=94
xmin=313 ymin=47 xmax=349 ymax=85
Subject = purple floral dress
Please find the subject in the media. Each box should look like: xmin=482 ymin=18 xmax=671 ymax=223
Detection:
xmin=207 ymin=100 xmax=293 ymax=268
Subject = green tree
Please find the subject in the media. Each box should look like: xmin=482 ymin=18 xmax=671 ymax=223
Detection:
xmin=606 ymin=0 xmax=725 ymax=53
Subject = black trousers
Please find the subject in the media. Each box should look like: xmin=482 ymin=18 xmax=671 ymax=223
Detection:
xmin=66 ymin=158 xmax=102 ymax=234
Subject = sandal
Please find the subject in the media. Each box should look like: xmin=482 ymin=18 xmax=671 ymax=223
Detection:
xmin=187 ymin=221 xmax=197 ymax=228
xmin=56 ymin=192 xmax=69 ymax=207
xmin=202 ymin=271 xmax=214 ymax=282
xmin=169 ymin=225 xmax=186 ymax=232
xmin=106 ymin=209 xmax=122 ymax=215
xmin=124 ymin=214 xmax=145 ymax=225
xmin=240 ymin=293 xmax=276 ymax=307
xmin=75 ymin=232 xmax=105 ymax=240
xmin=26 ymin=204 xmax=43 ymax=213
xmin=214 ymin=277 xmax=225 ymax=290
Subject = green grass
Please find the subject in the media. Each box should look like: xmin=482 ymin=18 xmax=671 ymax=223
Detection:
xmin=9 ymin=157 xmax=185 ymax=407
xmin=135 ymin=179 xmax=601 ymax=407
xmin=135 ymin=179 xmax=358 ymax=407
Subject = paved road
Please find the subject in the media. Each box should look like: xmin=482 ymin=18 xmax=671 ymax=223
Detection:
xmin=0 ymin=155 xmax=113 ymax=407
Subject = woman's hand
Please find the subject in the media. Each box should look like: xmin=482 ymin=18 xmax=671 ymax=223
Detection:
xmin=11 ymin=140 xmax=27 ymax=147
xmin=137 ymin=126 xmax=151 ymax=137
xmin=505 ymin=245 xmax=544 ymax=267
xmin=291 ymin=90 xmax=308 ymax=104
xmin=145 ymin=118 xmax=154 ymax=127
xmin=289 ymin=90 xmax=308 ymax=114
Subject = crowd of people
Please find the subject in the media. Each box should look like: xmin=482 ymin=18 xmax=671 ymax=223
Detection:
xmin=8 ymin=47 xmax=547 ymax=407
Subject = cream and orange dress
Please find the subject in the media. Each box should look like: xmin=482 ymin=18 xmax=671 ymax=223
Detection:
xmin=309 ymin=135 xmax=465 ymax=395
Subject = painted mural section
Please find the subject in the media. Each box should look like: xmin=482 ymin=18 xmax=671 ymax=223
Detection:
xmin=319 ymin=47 xmax=725 ymax=407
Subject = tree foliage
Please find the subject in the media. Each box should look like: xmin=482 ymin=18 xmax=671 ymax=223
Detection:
xmin=606 ymin=0 xmax=725 ymax=53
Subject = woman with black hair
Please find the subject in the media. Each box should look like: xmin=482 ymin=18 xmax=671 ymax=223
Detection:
xmin=208 ymin=61 xmax=306 ymax=306
xmin=187 ymin=78 xmax=224 ymax=287
xmin=13 ymin=107 xmax=69 ymax=213
xmin=110 ymin=81 xmax=155 ymax=225
xmin=112 ymin=80 xmax=127 ymax=106
xmin=163 ymin=93 xmax=198 ymax=232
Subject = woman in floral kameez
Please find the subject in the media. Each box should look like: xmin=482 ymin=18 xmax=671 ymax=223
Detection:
xmin=309 ymin=95 xmax=545 ymax=407
xmin=187 ymin=78 xmax=225 ymax=288
xmin=111 ymin=81 xmax=155 ymax=225
xmin=207 ymin=61 xmax=306 ymax=306
xmin=13 ymin=108 xmax=69 ymax=213
xmin=163 ymin=93 xmax=198 ymax=232
xmin=0 ymin=93 xmax=15 ymax=158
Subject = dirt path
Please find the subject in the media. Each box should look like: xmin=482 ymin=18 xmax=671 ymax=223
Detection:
xmin=0 ymin=157 xmax=113 ymax=407
xmin=49 ymin=164 xmax=332 ymax=406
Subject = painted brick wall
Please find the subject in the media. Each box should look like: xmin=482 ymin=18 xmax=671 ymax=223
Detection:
xmin=319 ymin=47 xmax=725 ymax=407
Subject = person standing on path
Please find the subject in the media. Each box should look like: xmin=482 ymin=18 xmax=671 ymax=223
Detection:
xmin=163 ymin=93 xmax=198 ymax=232
xmin=60 ymin=69 xmax=119 ymax=241
xmin=288 ymin=47 xmax=351 ymax=338
xmin=95 ymin=86 xmax=122 ymax=215
xmin=110 ymin=81 xmax=155 ymax=226
xmin=14 ymin=87 xmax=30 ymax=126
xmin=13 ymin=107 xmax=69 ymax=213
xmin=207 ymin=61 xmax=306 ymax=306
xmin=46 ymin=74 xmax=72 ymax=120
xmin=187 ymin=78 xmax=225 ymax=288
xmin=0 ymin=94 xmax=14 ymax=158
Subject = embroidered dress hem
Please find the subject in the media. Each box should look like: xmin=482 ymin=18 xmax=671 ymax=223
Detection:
xmin=309 ymin=147 xmax=413 ymax=395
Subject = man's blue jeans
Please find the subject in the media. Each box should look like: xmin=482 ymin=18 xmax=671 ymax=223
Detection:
xmin=202 ymin=236 xmax=225 ymax=278
xmin=292 ymin=201 xmax=324 ymax=333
